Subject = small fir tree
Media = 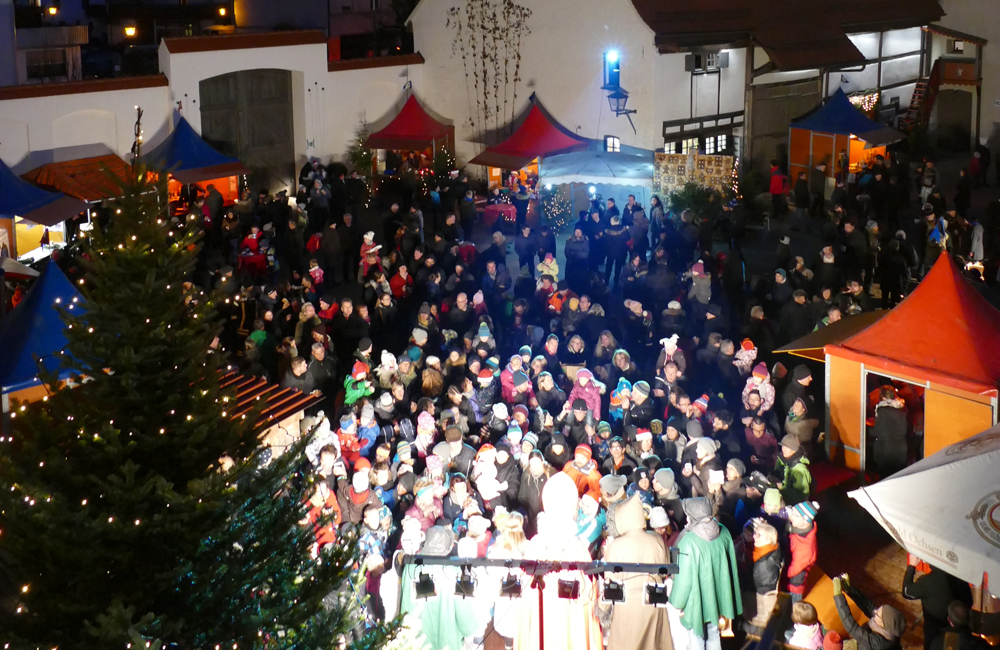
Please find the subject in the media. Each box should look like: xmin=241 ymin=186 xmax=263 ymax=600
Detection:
xmin=0 ymin=169 xmax=395 ymax=650
xmin=540 ymin=186 xmax=572 ymax=232
xmin=348 ymin=124 xmax=373 ymax=180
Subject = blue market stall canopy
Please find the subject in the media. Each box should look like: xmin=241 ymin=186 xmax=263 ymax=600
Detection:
xmin=540 ymin=147 xmax=655 ymax=187
xmin=0 ymin=261 xmax=85 ymax=393
xmin=792 ymin=89 xmax=904 ymax=147
xmin=0 ymin=158 xmax=87 ymax=227
xmin=140 ymin=117 xmax=250 ymax=184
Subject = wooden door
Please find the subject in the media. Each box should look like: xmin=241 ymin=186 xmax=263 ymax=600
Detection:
xmin=199 ymin=69 xmax=295 ymax=194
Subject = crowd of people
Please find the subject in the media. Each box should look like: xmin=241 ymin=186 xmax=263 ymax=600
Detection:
xmin=165 ymin=150 xmax=995 ymax=650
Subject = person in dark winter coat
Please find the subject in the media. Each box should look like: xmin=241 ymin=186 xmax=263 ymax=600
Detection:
xmin=629 ymin=209 xmax=650 ymax=260
xmin=517 ymin=450 xmax=552 ymax=535
xmin=320 ymin=221 xmax=343 ymax=285
xmin=604 ymin=216 xmax=630 ymax=287
xmin=834 ymin=575 xmax=906 ymax=650
xmin=514 ymin=225 xmax=539 ymax=278
xmin=564 ymin=227 xmax=591 ymax=293
xmin=927 ymin=601 xmax=989 ymax=650
xmin=878 ymin=239 xmax=911 ymax=308
xmin=869 ymin=387 xmax=908 ymax=479
xmin=904 ymin=558 xmax=974 ymax=650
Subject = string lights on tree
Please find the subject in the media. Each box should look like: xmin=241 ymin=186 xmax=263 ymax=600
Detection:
xmin=0 ymin=165 xmax=397 ymax=650
xmin=540 ymin=186 xmax=571 ymax=232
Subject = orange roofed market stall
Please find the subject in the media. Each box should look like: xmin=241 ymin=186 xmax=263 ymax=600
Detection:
xmin=823 ymin=255 xmax=1000 ymax=471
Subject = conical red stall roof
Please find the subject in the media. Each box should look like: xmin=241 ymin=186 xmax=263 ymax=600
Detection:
xmin=364 ymin=95 xmax=452 ymax=151
xmin=827 ymin=255 xmax=1000 ymax=395
xmin=470 ymin=104 xmax=589 ymax=169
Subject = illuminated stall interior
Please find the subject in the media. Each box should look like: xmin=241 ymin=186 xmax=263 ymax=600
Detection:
xmin=789 ymin=89 xmax=903 ymax=185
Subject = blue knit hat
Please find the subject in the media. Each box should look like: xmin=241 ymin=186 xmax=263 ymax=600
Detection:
xmin=789 ymin=500 xmax=819 ymax=524
xmin=522 ymin=432 xmax=539 ymax=449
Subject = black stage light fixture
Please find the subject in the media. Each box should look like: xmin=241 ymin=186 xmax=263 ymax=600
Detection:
xmin=500 ymin=573 xmax=522 ymax=598
xmin=415 ymin=572 xmax=436 ymax=599
xmin=645 ymin=582 xmax=669 ymax=607
xmin=557 ymin=578 xmax=580 ymax=600
xmin=601 ymin=578 xmax=626 ymax=604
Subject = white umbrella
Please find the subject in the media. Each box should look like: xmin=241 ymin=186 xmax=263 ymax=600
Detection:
xmin=540 ymin=150 xmax=654 ymax=187
xmin=849 ymin=424 xmax=1000 ymax=585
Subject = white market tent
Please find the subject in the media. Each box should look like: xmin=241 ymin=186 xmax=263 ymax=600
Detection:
xmin=539 ymin=144 xmax=657 ymax=217
xmin=539 ymin=149 xmax=655 ymax=187
xmin=850 ymin=424 xmax=1000 ymax=585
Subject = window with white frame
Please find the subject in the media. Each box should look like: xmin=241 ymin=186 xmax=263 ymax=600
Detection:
xmin=717 ymin=134 xmax=728 ymax=152
xmin=681 ymin=137 xmax=699 ymax=154
xmin=704 ymin=137 xmax=716 ymax=155
xmin=605 ymin=136 xmax=621 ymax=152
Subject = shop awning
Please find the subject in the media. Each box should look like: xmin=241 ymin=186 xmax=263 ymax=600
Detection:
xmin=140 ymin=116 xmax=250 ymax=184
xmin=775 ymin=311 xmax=887 ymax=361
xmin=0 ymin=159 xmax=86 ymax=227
xmin=21 ymin=154 xmax=135 ymax=203
xmin=0 ymin=261 xmax=85 ymax=393
xmin=792 ymin=89 xmax=904 ymax=145
xmin=470 ymin=102 xmax=589 ymax=170
xmin=364 ymin=94 xmax=454 ymax=151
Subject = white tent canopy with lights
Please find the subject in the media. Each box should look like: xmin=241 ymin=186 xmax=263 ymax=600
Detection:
xmin=540 ymin=144 xmax=657 ymax=217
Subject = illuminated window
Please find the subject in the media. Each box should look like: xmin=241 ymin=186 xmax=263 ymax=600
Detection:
xmin=664 ymin=141 xmax=680 ymax=154
xmin=704 ymin=137 xmax=716 ymax=155
xmin=605 ymin=136 xmax=621 ymax=152
xmin=682 ymin=137 xmax=699 ymax=154
xmin=717 ymin=134 xmax=727 ymax=152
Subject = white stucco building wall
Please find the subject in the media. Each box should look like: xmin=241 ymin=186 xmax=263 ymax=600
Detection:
xmin=407 ymin=0 xmax=748 ymax=163
xmin=0 ymin=79 xmax=172 ymax=171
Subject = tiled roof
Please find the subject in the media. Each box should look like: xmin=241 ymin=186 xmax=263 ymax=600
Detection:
xmin=631 ymin=0 xmax=943 ymax=70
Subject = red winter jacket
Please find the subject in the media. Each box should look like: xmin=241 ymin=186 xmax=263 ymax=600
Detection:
xmin=769 ymin=168 xmax=789 ymax=196
xmin=786 ymin=523 xmax=817 ymax=595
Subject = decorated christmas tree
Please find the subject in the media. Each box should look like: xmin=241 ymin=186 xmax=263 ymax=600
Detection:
xmin=0 ymin=169 xmax=395 ymax=650
xmin=540 ymin=186 xmax=572 ymax=232
xmin=348 ymin=123 xmax=373 ymax=180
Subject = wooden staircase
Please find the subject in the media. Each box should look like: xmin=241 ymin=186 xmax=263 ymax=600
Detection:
xmin=897 ymin=77 xmax=929 ymax=133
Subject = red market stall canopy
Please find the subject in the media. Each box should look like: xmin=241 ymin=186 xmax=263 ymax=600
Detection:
xmin=826 ymin=255 xmax=1000 ymax=396
xmin=364 ymin=94 xmax=455 ymax=153
xmin=470 ymin=102 xmax=589 ymax=170
xmin=140 ymin=116 xmax=250 ymax=184
xmin=0 ymin=158 xmax=86 ymax=227
xmin=22 ymin=155 xmax=135 ymax=203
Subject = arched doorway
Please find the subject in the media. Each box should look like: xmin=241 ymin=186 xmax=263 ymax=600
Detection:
xmin=199 ymin=69 xmax=295 ymax=194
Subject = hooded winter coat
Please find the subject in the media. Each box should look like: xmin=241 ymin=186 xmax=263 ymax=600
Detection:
xmin=605 ymin=495 xmax=674 ymax=650
xmin=515 ymin=473 xmax=603 ymax=650
xmin=669 ymin=500 xmax=742 ymax=636
xmin=400 ymin=531 xmax=479 ymax=650
xmin=567 ymin=371 xmax=605 ymax=420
